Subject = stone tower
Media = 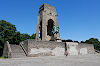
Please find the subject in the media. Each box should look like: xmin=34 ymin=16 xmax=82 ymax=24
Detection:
xmin=36 ymin=3 xmax=61 ymax=41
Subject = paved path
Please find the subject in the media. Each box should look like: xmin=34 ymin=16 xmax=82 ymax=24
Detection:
xmin=0 ymin=54 xmax=100 ymax=66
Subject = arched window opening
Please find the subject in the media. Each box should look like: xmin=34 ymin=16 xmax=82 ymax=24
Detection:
xmin=47 ymin=19 xmax=54 ymax=36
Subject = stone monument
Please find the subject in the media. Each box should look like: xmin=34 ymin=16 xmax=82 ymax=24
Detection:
xmin=36 ymin=3 xmax=61 ymax=41
xmin=3 ymin=3 xmax=95 ymax=58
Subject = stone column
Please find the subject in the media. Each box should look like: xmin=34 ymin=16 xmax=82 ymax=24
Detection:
xmin=42 ymin=12 xmax=47 ymax=41
xmin=36 ymin=15 xmax=40 ymax=40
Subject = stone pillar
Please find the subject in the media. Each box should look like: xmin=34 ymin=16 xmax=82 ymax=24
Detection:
xmin=36 ymin=15 xmax=40 ymax=40
xmin=42 ymin=12 xmax=47 ymax=41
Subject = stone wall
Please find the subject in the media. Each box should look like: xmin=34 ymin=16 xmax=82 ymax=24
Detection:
xmin=21 ymin=40 xmax=95 ymax=57
xmin=21 ymin=39 xmax=66 ymax=57
xmin=3 ymin=40 xmax=95 ymax=58
xmin=3 ymin=41 xmax=12 ymax=58
xmin=3 ymin=41 xmax=26 ymax=58
xmin=66 ymin=42 xmax=79 ymax=55
xmin=66 ymin=42 xmax=95 ymax=56
xmin=78 ymin=43 xmax=95 ymax=55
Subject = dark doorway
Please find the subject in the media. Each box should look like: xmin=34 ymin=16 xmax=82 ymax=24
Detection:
xmin=40 ymin=21 xmax=42 ymax=40
xmin=47 ymin=19 xmax=54 ymax=36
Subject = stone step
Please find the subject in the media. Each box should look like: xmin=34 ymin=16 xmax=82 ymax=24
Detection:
xmin=10 ymin=44 xmax=26 ymax=58
xmin=11 ymin=53 xmax=26 ymax=58
xmin=10 ymin=45 xmax=24 ymax=53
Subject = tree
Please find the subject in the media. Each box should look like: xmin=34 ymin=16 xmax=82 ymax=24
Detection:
xmin=0 ymin=20 xmax=17 ymax=56
xmin=0 ymin=20 xmax=16 ymax=42
xmin=20 ymin=34 xmax=31 ymax=41
xmin=85 ymin=38 xmax=100 ymax=51
xmin=11 ymin=32 xmax=21 ymax=44
xmin=0 ymin=20 xmax=17 ymax=44
xmin=31 ymin=33 xmax=36 ymax=39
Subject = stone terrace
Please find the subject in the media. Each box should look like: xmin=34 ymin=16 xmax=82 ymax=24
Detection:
xmin=0 ymin=54 xmax=100 ymax=66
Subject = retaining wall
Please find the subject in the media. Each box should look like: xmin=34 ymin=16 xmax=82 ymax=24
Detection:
xmin=21 ymin=39 xmax=66 ymax=57
xmin=66 ymin=42 xmax=95 ymax=55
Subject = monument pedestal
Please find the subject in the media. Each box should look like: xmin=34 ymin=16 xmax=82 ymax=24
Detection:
xmin=21 ymin=39 xmax=65 ymax=57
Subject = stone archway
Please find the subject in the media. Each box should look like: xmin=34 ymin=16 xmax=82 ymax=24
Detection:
xmin=47 ymin=19 xmax=54 ymax=41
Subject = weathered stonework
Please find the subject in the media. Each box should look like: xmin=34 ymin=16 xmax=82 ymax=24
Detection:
xmin=66 ymin=42 xmax=95 ymax=56
xmin=3 ymin=41 xmax=12 ymax=58
xmin=66 ymin=42 xmax=79 ymax=55
xmin=3 ymin=41 xmax=26 ymax=58
xmin=21 ymin=39 xmax=65 ymax=57
xmin=3 ymin=41 xmax=95 ymax=58
xmin=78 ymin=43 xmax=95 ymax=55
xmin=36 ymin=3 xmax=61 ymax=41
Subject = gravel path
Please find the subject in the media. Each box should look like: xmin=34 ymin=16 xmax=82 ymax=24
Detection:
xmin=0 ymin=54 xmax=100 ymax=66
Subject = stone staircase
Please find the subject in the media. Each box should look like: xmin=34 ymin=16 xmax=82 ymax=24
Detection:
xmin=10 ymin=44 xmax=26 ymax=58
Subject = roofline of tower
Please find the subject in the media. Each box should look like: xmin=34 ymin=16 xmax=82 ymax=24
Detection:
xmin=39 ymin=3 xmax=55 ymax=9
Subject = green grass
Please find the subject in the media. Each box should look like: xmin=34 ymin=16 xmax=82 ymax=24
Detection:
xmin=0 ymin=56 xmax=8 ymax=59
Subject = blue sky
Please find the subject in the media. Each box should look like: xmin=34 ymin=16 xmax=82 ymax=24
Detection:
xmin=0 ymin=0 xmax=100 ymax=41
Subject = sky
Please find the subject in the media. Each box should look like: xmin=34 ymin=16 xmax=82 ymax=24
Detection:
xmin=0 ymin=0 xmax=100 ymax=41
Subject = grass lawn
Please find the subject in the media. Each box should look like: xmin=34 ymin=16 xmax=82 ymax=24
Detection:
xmin=0 ymin=56 xmax=8 ymax=59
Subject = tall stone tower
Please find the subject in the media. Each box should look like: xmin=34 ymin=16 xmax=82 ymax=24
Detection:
xmin=36 ymin=3 xmax=61 ymax=41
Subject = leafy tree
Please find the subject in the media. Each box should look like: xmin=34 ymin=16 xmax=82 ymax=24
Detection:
xmin=0 ymin=20 xmax=16 ymax=42
xmin=20 ymin=34 xmax=31 ymax=41
xmin=0 ymin=20 xmax=16 ymax=56
xmin=11 ymin=32 xmax=21 ymax=44
xmin=31 ymin=33 xmax=36 ymax=39
xmin=85 ymin=38 xmax=100 ymax=51
xmin=0 ymin=20 xmax=16 ymax=44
